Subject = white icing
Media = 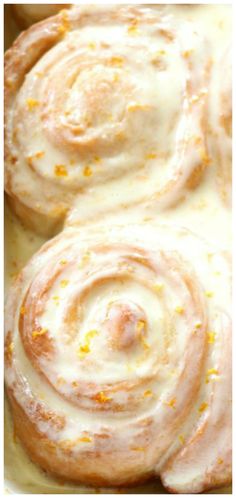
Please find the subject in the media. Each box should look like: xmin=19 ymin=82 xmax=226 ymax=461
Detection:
xmin=5 ymin=221 xmax=231 ymax=491
xmin=5 ymin=4 xmax=215 ymax=231
xmin=4 ymin=3 xmax=231 ymax=495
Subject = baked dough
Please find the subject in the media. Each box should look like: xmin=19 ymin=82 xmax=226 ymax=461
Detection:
xmin=12 ymin=4 xmax=70 ymax=29
xmin=5 ymin=5 xmax=210 ymax=235
xmin=5 ymin=223 xmax=231 ymax=492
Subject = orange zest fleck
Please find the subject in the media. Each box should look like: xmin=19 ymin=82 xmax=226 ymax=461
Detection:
xmin=143 ymin=389 xmax=153 ymax=397
xmin=79 ymin=344 xmax=90 ymax=354
xmin=109 ymin=56 xmax=124 ymax=67
xmin=60 ymin=279 xmax=69 ymax=288
xmin=58 ymin=10 xmax=70 ymax=35
xmin=26 ymin=98 xmax=39 ymax=110
xmin=78 ymin=436 xmax=92 ymax=443
xmin=77 ymin=330 xmax=98 ymax=358
xmin=207 ymin=331 xmax=216 ymax=344
xmin=198 ymin=402 xmax=208 ymax=413
xmin=165 ymin=398 xmax=177 ymax=409
xmin=27 ymin=151 xmax=45 ymax=166
xmin=35 ymin=151 xmax=45 ymax=159
xmin=94 ymin=391 xmax=112 ymax=403
xmin=146 ymin=152 xmax=157 ymax=160
xmin=8 ymin=342 xmax=14 ymax=354
xmin=54 ymin=164 xmax=68 ymax=176
xmin=207 ymin=368 xmax=219 ymax=376
xmin=57 ymin=24 xmax=67 ymax=35
xmin=182 ymin=50 xmax=193 ymax=59
xmin=136 ymin=320 xmax=146 ymax=333
xmin=54 ymin=164 xmax=68 ymax=177
xmin=175 ymin=306 xmax=184 ymax=314
xmin=206 ymin=368 xmax=219 ymax=384
xmin=83 ymin=165 xmax=92 ymax=177
xmin=85 ymin=330 xmax=99 ymax=340
xmin=32 ymin=328 xmax=48 ymax=339
xmin=20 ymin=306 xmax=26 ymax=315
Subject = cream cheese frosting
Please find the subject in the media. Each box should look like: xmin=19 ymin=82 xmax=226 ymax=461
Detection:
xmin=5 ymin=4 xmax=219 ymax=235
xmin=4 ymin=3 xmax=232 ymax=495
xmin=5 ymin=221 xmax=231 ymax=492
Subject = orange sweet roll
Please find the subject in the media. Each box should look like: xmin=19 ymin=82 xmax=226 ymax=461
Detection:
xmin=5 ymin=5 xmax=210 ymax=235
xmin=11 ymin=4 xmax=71 ymax=29
xmin=4 ymin=223 xmax=231 ymax=490
xmin=207 ymin=46 xmax=232 ymax=206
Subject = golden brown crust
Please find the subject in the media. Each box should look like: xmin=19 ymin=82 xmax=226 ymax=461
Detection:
xmin=11 ymin=4 xmax=70 ymax=29
xmin=7 ymin=391 xmax=154 ymax=487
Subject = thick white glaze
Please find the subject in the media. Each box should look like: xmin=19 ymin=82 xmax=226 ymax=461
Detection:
xmin=5 ymin=221 xmax=231 ymax=491
xmin=5 ymin=3 xmax=220 ymax=235
xmin=4 ymin=4 xmax=231 ymax=495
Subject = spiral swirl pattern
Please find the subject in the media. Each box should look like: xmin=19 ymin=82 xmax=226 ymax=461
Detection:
xmin=5 ymin=223 xmax=231 ymax=491
xmin=5 ymin=5 xmax=210 ymax=235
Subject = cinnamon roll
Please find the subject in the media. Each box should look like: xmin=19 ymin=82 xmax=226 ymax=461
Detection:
xmin=208 ymin=46 xmax=232 ymax=206
xmin=5 ymin=5 xmax=210 ymax=235
xmin=12 ymin=4 xmax=70 ymax=29
xmin=5 ymin=223 xmax=231 ymax=492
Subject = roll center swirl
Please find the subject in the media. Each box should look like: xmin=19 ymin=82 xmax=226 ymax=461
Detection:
xmin=65 ymin=66 xmax=127 ymax=131
xmin=106 ymin=300 xmax=147 ymax=351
